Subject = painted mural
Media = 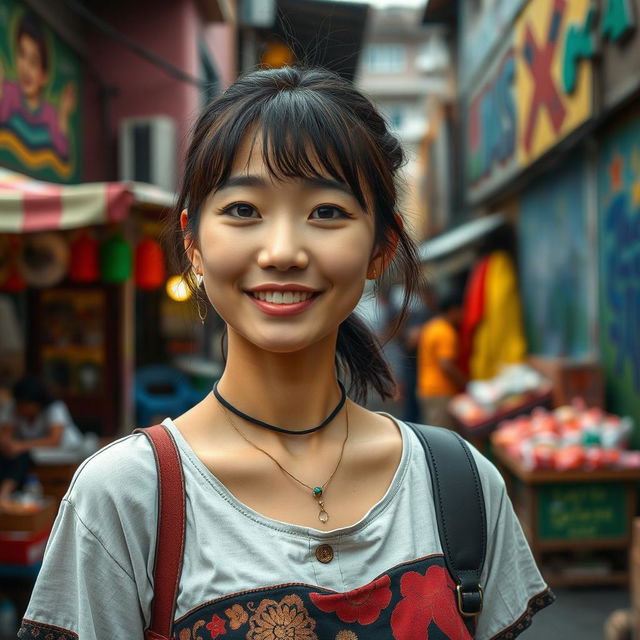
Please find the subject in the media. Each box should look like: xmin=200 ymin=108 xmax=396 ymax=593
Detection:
xmin=598 ymin=114 xmax=640 ymax=428
xmin=519 ymin=152 xmax=591 ymax=359
xmin=0 ymin=1 xmax=81 ymax=182
xmin=466 ymin=0 xmax=594 ymax=203
xmin=459 ymin=0 xmax=528 ymax=91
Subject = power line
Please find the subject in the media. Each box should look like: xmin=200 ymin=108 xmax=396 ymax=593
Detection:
xmin=64 ymin=0 xmax=206 ymax=88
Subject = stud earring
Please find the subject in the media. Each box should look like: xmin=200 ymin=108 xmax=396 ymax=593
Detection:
xmin=195 ymin=272 xmax=203 ymax=288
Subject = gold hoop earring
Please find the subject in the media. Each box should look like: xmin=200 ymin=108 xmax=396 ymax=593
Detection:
xmin=196 ymin=294 xmax=208 ymax=324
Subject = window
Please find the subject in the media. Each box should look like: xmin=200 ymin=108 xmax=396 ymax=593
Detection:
xmin=362 ymin=44 xmax=407 ymax=73
xmin=199 ymin=40 xmax=220 ymax=105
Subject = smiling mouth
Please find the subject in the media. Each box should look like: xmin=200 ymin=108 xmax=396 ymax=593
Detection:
xmin=249 ymin=291 xmax=318 ymax=304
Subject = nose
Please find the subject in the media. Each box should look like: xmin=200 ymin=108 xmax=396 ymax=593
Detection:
xmin=256 ymin=217 xmax=309 ymax=271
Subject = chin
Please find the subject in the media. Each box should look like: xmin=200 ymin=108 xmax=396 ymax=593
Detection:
xmin=241 ymin=325 xmax=337 ymax=355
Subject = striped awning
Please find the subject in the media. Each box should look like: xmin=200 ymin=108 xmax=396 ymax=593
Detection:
xmin=0 ymin=168 xmax=175 ymax=233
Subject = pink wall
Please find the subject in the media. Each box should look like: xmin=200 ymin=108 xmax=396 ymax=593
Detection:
xmin=204 ymin=23 xmax=237 ymax=90
xmin=85 ymin=0 xmax=235 ymax=180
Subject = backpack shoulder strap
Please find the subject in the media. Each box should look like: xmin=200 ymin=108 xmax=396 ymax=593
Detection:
xmin=134 ymin=424 xmax=186 ymax=640
xmin=406 ymin=423 xmax=486 ymax=617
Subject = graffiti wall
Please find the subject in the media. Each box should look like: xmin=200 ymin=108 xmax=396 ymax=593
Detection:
xmin=465 ymin=0 xmax=594 ymax=204
xmin=519 ymin=151 xmax=592 ymax=358
xmin=0 ymin=0 xmax=81 ymax=182
xmin=597 ymin=112 xmax=640 ymax=427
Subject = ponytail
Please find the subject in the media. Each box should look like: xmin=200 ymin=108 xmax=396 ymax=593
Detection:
xmin=336 ymin=313 xmax=396 ymax=404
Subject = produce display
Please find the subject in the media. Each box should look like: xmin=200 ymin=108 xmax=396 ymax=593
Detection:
xmin=491 ymin=399 xmax=638 ymax=471
xmin=449 ymin=364 xmax=551 ymax=425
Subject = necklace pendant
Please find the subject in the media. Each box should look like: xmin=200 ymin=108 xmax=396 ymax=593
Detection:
xmin=318 ymin=509 xmax=329 ymax=523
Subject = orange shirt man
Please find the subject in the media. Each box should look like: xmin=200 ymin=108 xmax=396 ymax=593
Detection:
xmin=417 ymin=292 xmax=468 ymax=428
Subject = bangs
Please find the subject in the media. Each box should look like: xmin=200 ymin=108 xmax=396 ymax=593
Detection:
xmin=190 ymin=88 xmax=373 ymax=213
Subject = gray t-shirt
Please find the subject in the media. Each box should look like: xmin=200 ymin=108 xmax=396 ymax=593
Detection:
xmin=20 ymin=417 xmax=553 ymax=639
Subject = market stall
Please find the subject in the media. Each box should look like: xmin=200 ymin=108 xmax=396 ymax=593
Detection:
xmin=491 ymin=401 xmax=639 ymax=587
xmin=0 ymin=168 xmax=174 ymax=437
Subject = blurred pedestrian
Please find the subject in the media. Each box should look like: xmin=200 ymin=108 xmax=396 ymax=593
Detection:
xmin=21 ymin=67 xmax=552 ymax=639
xmin=417 ymin=290 xmax=468 ymax=428
xmin=0 ymin=374 xmax=82 ymax=508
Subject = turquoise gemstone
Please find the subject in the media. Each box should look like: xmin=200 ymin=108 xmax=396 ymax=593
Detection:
xmin=313 ymin=487 xmax=323 ymax=496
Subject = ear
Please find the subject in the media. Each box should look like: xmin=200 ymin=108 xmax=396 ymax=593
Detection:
xmin=367 ymin=216 xmax=401 ymax=280
xmin=181 ymin=209 xmax=202 ymax=273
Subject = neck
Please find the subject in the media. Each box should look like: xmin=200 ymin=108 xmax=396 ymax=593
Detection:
xmin=216 ymin=328 xmax=343 ymax=433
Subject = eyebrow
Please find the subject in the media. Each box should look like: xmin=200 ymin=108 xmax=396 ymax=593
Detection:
xmin=217 ymin=175 xmax=355 ymax=198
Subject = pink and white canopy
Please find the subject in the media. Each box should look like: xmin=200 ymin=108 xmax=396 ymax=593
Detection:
xmin=0 ymin=168 xmax=175 ymax=233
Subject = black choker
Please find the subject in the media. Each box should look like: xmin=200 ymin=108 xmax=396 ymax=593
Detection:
xmin=212 ymin=380 xmax=347 ymax=435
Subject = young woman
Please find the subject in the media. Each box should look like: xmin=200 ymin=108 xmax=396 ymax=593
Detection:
xmin=20 ymin=67 xmax=553 ymax=640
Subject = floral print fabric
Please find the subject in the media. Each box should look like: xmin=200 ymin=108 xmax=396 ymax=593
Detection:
xmin=174 ymin=556 xmax=488 ymax=640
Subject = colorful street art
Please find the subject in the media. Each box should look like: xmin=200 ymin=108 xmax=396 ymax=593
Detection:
xmin=598 ymin=114 xmax=640 ymax=428
xmin=519 ymin=152 xmax=592 ymax=359
xmin=0 ymin=0 xmax=81 ymax=183
xmin=466 ymin=0 xmax=593 ymax=203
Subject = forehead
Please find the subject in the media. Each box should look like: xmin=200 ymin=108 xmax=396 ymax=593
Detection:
xmin=222 ymin=130 xmax=373 ymax=208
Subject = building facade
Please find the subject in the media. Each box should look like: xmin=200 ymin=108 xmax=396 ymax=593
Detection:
xmin=0 ymin=0 xmax=236 ymax=435
xmin=424 ymin=0 xmax=640 ymax=436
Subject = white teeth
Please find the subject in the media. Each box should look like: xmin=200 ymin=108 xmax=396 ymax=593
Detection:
xmin=251 ymin=291 xmax=314 ymax=304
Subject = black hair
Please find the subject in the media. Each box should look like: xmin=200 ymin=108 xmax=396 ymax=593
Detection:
xmin=168 ymin=66 xmax=423 ymax=402
xmin=12 ymin=374 xmax=54 ymax=408
xmin=16 ymin=12 xmax=49 ymax=73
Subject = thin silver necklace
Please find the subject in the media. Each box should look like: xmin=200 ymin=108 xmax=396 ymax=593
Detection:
xmin=218 ymin=402 xmax=350 ymax=523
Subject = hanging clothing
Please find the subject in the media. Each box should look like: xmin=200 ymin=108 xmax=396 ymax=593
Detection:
xmin=458 ymin=255 xmax=490 ymax=376
xmin=470 ymin=251 xmax=527 ymax=380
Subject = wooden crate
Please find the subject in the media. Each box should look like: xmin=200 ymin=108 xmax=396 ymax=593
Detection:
xmin=528 ymin=356 xmax=604 ymax=408
xmin=493 ymin=443 xmax=640 ymax=587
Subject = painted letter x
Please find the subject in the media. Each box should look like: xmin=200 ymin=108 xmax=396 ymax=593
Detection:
xmin=522 ymin=0 xmax=567 ymax=153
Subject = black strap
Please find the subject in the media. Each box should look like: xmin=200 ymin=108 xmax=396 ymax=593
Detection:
xmin=407 ymin=423 xmax=486 ymax=617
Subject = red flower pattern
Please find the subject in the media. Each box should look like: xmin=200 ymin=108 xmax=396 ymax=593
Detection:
xmin=310 ymin=574 xmax=392 ymax=625
xmin=205 ymin=613 xmax=227 ymax=638
xmin=390 ymin=565 xmax=472 ymax=640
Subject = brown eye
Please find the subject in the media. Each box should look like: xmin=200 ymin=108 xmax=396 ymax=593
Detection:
xmin=224 ymin=203 xmax=259 ymax=219
xmin=310 ymin=206 xmax=348 ymax=220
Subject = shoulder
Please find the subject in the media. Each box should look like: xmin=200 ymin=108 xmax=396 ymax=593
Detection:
xmin=66 ymin=431 xmax=158 ymax=516
xmin=403 ymin=423 xmax=507 ymax=505
xmin=45 ymin=401 xmax=71 ymax=422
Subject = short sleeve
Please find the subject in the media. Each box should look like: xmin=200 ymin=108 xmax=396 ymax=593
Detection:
xmin=472 ymin=452 xmax=555 ymax=640
xmin=19 ymin=434 xmax=158 ymax=639
xmin=19 ymin=500 xmax=147 ymax=639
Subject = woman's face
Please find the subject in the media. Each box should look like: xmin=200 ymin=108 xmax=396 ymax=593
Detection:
xmin=186 ymin=136 xmax=379 ymax=355
xmin=16 ymin=34 xmax=47 ymax=100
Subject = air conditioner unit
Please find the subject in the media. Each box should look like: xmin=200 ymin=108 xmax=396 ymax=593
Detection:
xmin=119 ymin=116 xmax=176 ymax=192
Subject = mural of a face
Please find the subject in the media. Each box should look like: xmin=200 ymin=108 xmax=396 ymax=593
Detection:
xmin=16 ymin=33 xmax=47 ymax=101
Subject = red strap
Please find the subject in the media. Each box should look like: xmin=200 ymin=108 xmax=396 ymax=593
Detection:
xmin=135 ymin=424 xmax=186 ymax=640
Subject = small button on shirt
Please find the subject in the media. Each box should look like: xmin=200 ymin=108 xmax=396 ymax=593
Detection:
xmin=315 ymin=544 xmax=334 ymax=564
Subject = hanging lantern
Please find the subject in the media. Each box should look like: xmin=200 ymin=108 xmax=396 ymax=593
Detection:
xmin=135 ymin=236 xmax=165 ymax=290
xmin=69 ymin=230 xmax=99 ymax=283
xmin=100 ymin=233 xmax=132 ymax=283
